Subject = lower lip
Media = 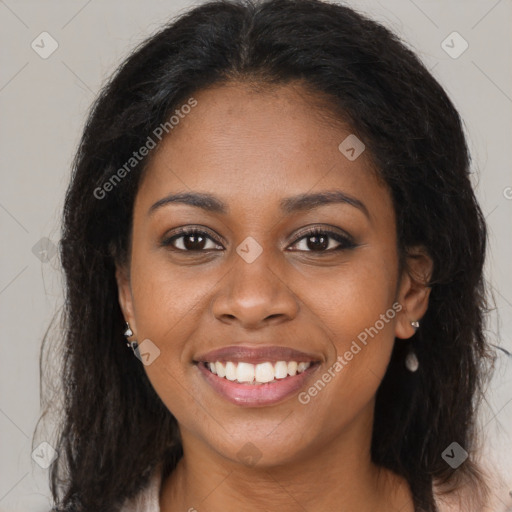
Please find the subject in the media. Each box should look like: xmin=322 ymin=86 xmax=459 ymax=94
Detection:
xmin=196 ymin=362 xmax=320 ymax=407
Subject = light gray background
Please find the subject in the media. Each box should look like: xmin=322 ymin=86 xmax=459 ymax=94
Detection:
xmin=0 ymin=1 xmax=511 ymax=511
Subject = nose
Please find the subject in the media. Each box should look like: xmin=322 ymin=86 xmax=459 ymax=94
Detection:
xmin=210 ymin=250 xmax=300 ymax=329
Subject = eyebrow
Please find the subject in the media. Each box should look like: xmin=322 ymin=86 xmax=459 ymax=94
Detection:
xmin=148 ymin=190 xmax=369 ymax=219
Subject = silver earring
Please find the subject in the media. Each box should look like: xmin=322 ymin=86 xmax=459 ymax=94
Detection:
xmin=123 ymin=322 xmax=139 ymax=354
xmin=123 ymin=322 xmax=133 ymax=338
xmin=405 ymin=350 xmax=419 ymax=372
xmin=406 ymin=321 xmax=419 ymax=372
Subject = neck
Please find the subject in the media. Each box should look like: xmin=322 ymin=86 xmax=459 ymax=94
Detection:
xmin=159 ymin=409 xmax=414 ymax=511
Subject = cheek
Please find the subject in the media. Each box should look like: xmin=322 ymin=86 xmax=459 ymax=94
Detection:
xmin=297 ymin=251 xmax=399 ymax=406
xmin=302 ymin=249 xmax=398 ymax=342
xmin=129 ymin=250 xmax=208 ymax=341
xmin=127 ymin=251 xmax=210 ymax=407
xmin=128 ymin=252 xmax=213 ymax=427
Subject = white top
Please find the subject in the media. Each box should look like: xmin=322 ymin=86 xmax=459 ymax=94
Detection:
xmin=117 ymin=458 xmax=512 ymax=512
xmin=120 ymin=465 xmax=162 ymax=512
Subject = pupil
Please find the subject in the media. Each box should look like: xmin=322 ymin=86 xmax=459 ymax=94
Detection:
xmin=308 ymin=234 xmax=328 ymax=251
xmin=184 ymin=234 xmax=205 ymax=250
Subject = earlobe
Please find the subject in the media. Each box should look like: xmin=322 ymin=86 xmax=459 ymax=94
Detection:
xmin=394 ymin=247 xmax=433 ymax=340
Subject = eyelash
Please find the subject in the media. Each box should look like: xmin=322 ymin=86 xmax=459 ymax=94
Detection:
xmin=160 ymin=226 xmax=356 ymax=253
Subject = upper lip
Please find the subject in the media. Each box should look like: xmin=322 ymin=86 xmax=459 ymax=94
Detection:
xmin=194 ymin=345 xmax=321 ymax=364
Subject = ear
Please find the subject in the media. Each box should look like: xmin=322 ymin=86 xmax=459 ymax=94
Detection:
xmin=395 ymin=246 xmax=433 ymax=340
xmin=115 ymin=263 xmax=137 ymax=337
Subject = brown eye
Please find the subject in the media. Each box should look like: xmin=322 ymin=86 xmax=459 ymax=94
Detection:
xmin=289 ymin=228 xmax=356 ymax=252
xmin=161 ymin=229 xmax=223 ymax=252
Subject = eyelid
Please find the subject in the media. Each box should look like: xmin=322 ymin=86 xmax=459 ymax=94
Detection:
xmin=163 ymin=225 xmax=224 ymax=242
xmin=290 ymin=224 xmax=355 ymax=245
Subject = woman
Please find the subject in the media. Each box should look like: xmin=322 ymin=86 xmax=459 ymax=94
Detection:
xmin=42 ymin=0 xmax=495 ymax=510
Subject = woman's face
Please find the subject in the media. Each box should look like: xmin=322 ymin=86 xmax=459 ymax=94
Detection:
xmin=117 ymin=82 xmax=429 ymax=468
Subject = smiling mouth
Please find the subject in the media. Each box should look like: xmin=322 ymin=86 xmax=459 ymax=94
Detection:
xmin=193 ymin=345 xmax=322 ymax=406
xmin=196 ymin=358 xmax=320 ymax=407
xmin=200 ymin=360 xmax=318 ymax=385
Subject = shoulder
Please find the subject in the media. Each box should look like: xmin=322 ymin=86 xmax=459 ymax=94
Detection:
xmin=119 ymin=463 xmax=163 ymax=512
xmin=435 ymin=347 xmax=512 ymax=512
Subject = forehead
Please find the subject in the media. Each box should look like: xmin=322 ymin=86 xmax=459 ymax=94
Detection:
xmin=135 ymin=82 xmax=392 ymax=222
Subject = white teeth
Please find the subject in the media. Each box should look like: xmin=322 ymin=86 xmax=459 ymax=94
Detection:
xmin=287 ymin=361 xmax=298 ymax=376
xmin=255 ymin=362 xmax=275 ymax=383
xmin=274 ymin=361 xmax=288 ymax=379
xmin=297 ymin=362 xmax=310 ymax=373
xmin=206 ymin=360 xmax=313 ymax=383
xmin=225 ymin=361 xmax=237 ymax=381
xmin=236 ymin=362 xmax=255 ymax=383
xmin=215 ymin=361 xmax=226 ymax=378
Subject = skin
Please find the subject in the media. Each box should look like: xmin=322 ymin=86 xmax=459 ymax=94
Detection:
xmin=116 ymin=82 xmax=433 ymax=512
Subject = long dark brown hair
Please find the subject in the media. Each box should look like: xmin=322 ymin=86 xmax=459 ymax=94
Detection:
xmin=37 ymin=0 xmax=494 ymax=510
